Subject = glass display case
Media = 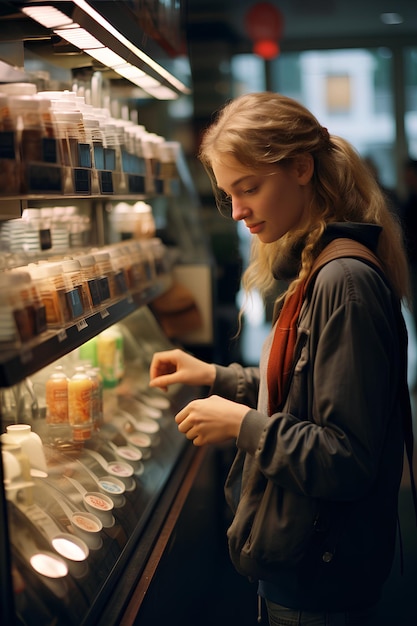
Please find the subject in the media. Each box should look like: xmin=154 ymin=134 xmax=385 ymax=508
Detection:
xmin=1 ymin=301 xmax=200 ymax=626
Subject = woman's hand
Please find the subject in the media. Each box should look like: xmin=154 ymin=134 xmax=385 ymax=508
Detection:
xmin=174 ymin=395 xmax=249 ymax=446
xmin=149 ymin=349 xmax=216 ymax=392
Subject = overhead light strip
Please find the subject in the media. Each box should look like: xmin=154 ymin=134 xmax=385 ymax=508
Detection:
xmin=53 ymin=26 xmax=103 ymax=49
xmin=21 ymin=4 xmax=187 ymax=100
xmin=72 ymin=0 xmax=190 ymax=94
xmin=22 ymin=6 xmax=73 ymax=28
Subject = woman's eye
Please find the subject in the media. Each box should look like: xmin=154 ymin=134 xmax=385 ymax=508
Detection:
xmin=243 ymin=187 xmax=257 ymax=195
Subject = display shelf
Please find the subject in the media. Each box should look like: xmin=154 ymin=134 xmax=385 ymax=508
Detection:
xmin=0 ymin=276 xmax=171 ymax=388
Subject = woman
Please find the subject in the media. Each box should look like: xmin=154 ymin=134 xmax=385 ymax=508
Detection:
xmin=149 ymin=93 xmax=414 ymax=625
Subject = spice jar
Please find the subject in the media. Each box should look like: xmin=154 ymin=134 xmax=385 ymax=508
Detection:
xmin=61 ymin=258 xmax=91 ymax=319
xmin=93 ymin=250 xmax=118 ymax=303
xmin=30 ymin=263 xmax=72 ymax=327
xmin=76 ymin=253 xmax=102 ymax=310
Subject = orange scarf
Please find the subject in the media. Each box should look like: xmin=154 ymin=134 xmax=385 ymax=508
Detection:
xmin=267 ymin=279 xmax=306 ymax=415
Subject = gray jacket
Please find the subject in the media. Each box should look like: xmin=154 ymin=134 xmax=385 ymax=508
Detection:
xmin=211 ymin=241 xmax=406 ymax=611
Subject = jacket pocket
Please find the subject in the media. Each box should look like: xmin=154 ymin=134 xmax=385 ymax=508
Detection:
xmin=227 ymin=477 xmax=322 ymax=580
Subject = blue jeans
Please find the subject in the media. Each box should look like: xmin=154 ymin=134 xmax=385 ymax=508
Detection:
xmin=265 ymin=600 xmax=378 ymax=626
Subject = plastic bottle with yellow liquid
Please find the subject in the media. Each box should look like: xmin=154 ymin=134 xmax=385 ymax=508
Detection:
xmin=68 ymin=366 xmax=93 ymax=442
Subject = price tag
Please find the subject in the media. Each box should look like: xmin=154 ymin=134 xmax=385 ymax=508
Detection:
xmin=76 ymin=319 xmax=88 ymax=331
xmin=57 ymin=329 xmax=67 ymax=342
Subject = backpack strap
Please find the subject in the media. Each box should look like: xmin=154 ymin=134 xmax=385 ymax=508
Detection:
xmin=305 ymin=237 xmax=384 ymax=292
xmin=305 ymin=237 xmax=417 ymax=525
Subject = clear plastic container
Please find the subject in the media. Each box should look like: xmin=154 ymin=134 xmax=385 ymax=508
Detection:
xmin=140 ymin=131 xmax=160 ymax=195
xmin=30 ymin=263 xmax=71 ymax=327
xmin=0 ymin=274 xmax=23 ymax=348
xmin=3 ymin=271 xmax=44 ymax=343
xmin=75 ymin=253 xmax=102 ymax=310
xmin=0 ymin=83 xmax=37 ymax=96
xmin=145 ymin=238 xmax=167 ymax=277
xmin=11 ymin=269 xmax=47 ymax=337
xmin=61 ymin=258 xmax=91 ymax=319
xmin=0 ymin=93 xmax=19 ymax=194
xmin=158 ymin=140 xmax=179 ymax=178
xmin=124 ymin=241 xmax=153 ymax=290
xmin=102 ymin=246 xmax=128 ymax=297
xmin=8 ymin=95 xmax=46 ymax=163
xmin=114 ymin=242 xmax=134 ymax=290
xmin=51 ymin=105 xmax=86 ymax=168
xmin=93 ymin=250 xmax=118 ymax=303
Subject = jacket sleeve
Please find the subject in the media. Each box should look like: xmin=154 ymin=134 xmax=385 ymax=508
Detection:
xmin=211 ymin=363 xmax=260 ymax=409
xmin=236 ymin=259 xmax=404 ymax=501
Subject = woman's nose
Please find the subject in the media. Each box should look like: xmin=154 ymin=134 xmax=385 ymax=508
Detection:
xmin=231 ymin=198 xmax=249 ymax=221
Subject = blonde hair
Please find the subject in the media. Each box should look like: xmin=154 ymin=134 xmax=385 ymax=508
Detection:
xmin=199 ymin=92 xmax=409 ymax=304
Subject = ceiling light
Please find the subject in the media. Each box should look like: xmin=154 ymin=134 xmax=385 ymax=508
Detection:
xmin=144 ymin=86 xmax=178 ymax=100
xmin=72 ymin=0 xmax=190 ymax=96
xmin=83 ymin=48 xmax=126 ymax=68
xmin=21 ymin=2 xmax=191 ymax=100
xmin=21 ymin=6 xmax=72 ymax=29
xmin=53 ymin=26 xmax=103 ymax=49
xmin=113 ymin=63 xmax=146 ymax=80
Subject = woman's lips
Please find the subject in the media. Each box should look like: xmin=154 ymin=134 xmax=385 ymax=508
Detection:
xmin=247 ymin=222 xmax=264 ymax=234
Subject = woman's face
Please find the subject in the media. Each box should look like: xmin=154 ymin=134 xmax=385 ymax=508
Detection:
xmin=212 ymin=156 xmax=313 ymax=244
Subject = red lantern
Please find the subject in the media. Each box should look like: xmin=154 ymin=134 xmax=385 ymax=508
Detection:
xmin=245 ymin=2 xmax=284 ymax=60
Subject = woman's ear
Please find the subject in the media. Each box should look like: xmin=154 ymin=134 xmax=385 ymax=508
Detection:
xmin=295 ymin=153 xmax=314 ymax=185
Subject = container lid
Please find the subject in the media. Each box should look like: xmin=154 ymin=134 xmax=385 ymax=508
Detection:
xmin=93 ymin=251 xmax=110 ymax=262
xmin=76 ymin=254 xmax=96 ymax=267
xmin=41 ymin=263 xmax=63 ymax=277
xmin=10 ymin=270 xmax=32 ymax=285
xmin=0 ymin=83 xmax=37 ymax=96
xmin=37 ymin=90 xmax=77 ymax=101
xmin=61 ymin=259 xmax=81 ymax=273
xmin=8 ymin=95 xmax=42 ymax=109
